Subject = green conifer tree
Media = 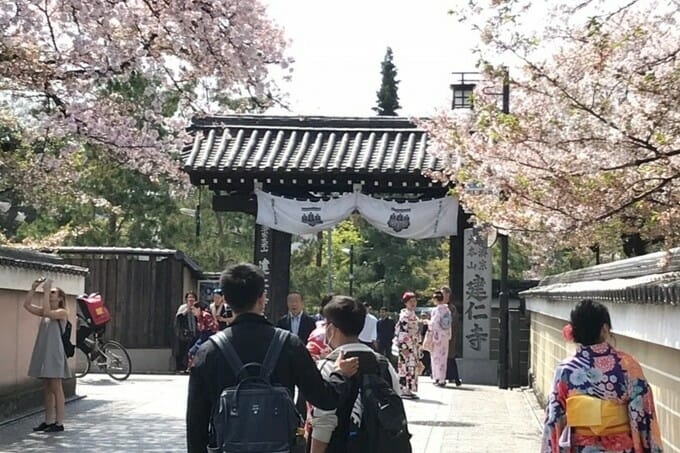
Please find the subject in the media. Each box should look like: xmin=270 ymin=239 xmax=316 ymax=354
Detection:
xmin=373 ymin=47 xmax=401 ymax=116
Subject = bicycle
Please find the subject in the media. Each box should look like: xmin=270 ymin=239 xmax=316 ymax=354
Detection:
xmin=74 ymin=326 xmax=132 ymax=381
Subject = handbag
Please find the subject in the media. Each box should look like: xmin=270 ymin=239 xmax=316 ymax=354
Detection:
xmin=422 ymin=329 xmax=434 ymax=352
xmin=58 ymin=320 xmax=75 ymax=358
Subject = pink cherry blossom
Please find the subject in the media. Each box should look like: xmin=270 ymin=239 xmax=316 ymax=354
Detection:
xmin=422 ymin=0 xmax=679 ymax=261
xmin=1 ymin=0 xmax=289 ymax=183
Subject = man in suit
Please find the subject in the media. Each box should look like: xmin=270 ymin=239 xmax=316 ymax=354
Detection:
xmin=276 ymin=292 xmax=316 ymax=344
xmin=276 ymin=291 xmax=317 ymax=417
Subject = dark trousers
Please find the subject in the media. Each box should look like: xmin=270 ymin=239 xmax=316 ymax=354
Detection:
xmin=377 ymin=340 xmax=396 ymax=368
xmin=175 ymin=339 xmax=192 ymax=371
xmin=377 ymin=340 xmax=391 ymax=357
xmin=421 ymin=350 xmax=431 ymax=376
xmin=446 ymin=357 xmax=461 ymax=383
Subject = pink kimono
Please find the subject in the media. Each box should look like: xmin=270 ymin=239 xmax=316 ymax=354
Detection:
xmin=429 ymin=304 xmax=452 ymax=383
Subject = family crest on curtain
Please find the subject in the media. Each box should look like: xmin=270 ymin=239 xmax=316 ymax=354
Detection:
xmin=254 ymin=189 xmax=458 ymax=239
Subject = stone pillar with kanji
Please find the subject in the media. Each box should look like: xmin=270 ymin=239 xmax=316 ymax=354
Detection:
xmin=458 ymin=227 xmax=497 ymax=384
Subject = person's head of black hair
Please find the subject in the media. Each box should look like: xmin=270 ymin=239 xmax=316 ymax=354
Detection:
xmin=433 ymin=290 xmax=444 ymax=302
xmin=185 ymin=291 xmax=197 ymax=301
xmin=319 ymin=293 xmax=334 ymax=315
xmin=192 ymin=301 xmax=208 ymax=311
xmin=322 ymin=295 xmax=366 ymax=337
xmin=570 ymin=299 xmax=612 ymax=345
xmin=220 ymin=263 xmax=265 ymax=314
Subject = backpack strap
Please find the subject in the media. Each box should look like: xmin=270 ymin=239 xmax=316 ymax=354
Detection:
xmin=259 ymin=329 xmax=289 ymax=381
xmin=374 ymin=353 xmax=393 ymax=387
xmin=210 ymin=330 xmax=245 ymax=379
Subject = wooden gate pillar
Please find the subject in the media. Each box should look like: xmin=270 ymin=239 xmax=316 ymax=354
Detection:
xmin=254 ymin=223 xmax=291 ymax=323
xmin=449 ymin=206 xmax=471 ymax=358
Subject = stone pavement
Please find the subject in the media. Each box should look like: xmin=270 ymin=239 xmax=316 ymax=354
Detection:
xmin=0 ymin=374 xmax=543 ymax=452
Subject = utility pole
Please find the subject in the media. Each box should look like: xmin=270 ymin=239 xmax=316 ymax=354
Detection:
xmin=498 ymin=67 xmax=511 ymax=390
xmin=348 ymin=245 xmax=354 ymax=297
xmin=327 ymin=230 xmax=333 ymax=293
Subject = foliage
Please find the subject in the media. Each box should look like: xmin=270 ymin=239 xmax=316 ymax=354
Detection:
xmin=0 ymin=0 xmax=284 ymax=262
xmin=15 ymin=145 xmax=180 ymax=247
xmin=166 ymin=195 xmax=255 ymax=272
xmin=290 ymin=219 xmax=449 ymax=311
xmin=423 ymin=0 xmax=679 ymax=265
xmin=0 ymin=0 xmax=289 ymax=193
xmin=373 ymin=47 xmax=402 ymax=116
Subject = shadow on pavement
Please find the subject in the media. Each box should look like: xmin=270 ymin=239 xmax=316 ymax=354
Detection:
xmin=79 ymin=375 xmax=177 ymax=384
xmin=0 ymin=409 xmax=185 ymax=452
xmin=77 ymin=378 xmax=125 ymax=386
xmin=439 ymin=385 xmax=476 ymax=391
xmin=409 ymin=420 xmax=477 ymax=428
xmin=411 ymin=398 xmax=443 ymax=405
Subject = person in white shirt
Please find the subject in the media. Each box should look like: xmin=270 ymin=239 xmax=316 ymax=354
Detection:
xmin=357 ymin=303 xmax=378 ymax=350
xmin=310 ymin=296 xmax=400 ymax=453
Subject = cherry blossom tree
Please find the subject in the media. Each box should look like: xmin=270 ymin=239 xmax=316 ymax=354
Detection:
xmin=424 ymin=0 xmax=679 ymax=259
xmin=0 ymin=0 xmax=289 ymax=183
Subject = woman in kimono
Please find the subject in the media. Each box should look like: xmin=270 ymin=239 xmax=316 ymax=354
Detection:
xmin=542 ymin=299 xmax=663 ymax=453
xmin=394 ymin=291 xmax=421 ymax=399
xmin=186 ymin=301 xmax=219 ymax=369
xmin=429 ymin=290 xmax=452 ymax=387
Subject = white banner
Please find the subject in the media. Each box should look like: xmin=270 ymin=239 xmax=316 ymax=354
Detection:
xmin=255 ymin=189 xmax=357 ymax=235
xmin=356 ymin=193 xmax=458 ymax=239
xmin=255 ymin=190 xmax=458 ymax=239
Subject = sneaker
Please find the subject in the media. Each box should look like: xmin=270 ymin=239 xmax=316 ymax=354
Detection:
xmin=32 ymin=422 xmax=49 ymax=432
xmin=43 ymin=423 xmax=64 ymax=433
xmin=401 ymin=393 xmax=415 ymax=400
xmin=455 ymin=380 xmax=462 ymax=387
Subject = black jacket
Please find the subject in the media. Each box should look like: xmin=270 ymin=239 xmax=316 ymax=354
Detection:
xmin=377 ymin=317 xmax=396 ymax=345
xmin=276 ymin=312 xmax=316 ymax=343
xmin=186 ymin=313 xmax=348 ymax=453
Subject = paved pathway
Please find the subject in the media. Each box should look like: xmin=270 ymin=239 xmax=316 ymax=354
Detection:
xmin=0 ymin=374 xmax=543 ymax=452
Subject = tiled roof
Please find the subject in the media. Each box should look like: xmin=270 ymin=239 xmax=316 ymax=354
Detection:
xmin=0 ymin=246 xmax=89 ymax=275
xmin=43 ymin=246 xmax=203 ymax=276
xmin=521 ymin=248 xmax=680 ymax=305
xmin=182 ymin=115 xmax=443 ymax=175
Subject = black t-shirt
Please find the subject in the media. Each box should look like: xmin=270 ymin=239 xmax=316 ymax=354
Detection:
xmin=215 ymin=304 xmax=230 ymax=330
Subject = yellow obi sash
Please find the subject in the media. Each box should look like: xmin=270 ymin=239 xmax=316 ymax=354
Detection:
xmin=566 ymin=395 xmax=630 ymax=436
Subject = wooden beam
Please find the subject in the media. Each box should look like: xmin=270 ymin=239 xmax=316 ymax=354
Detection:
xmin=212 ymin=194 xmax=257 ymax=215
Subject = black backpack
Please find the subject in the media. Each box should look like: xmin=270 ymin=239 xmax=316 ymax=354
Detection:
xmin=325 ymin=351 xmax=411 ymax=453
xmin=58 ymin=320 xmax=75 ymax=358
xmin=208 ymin=328 xmax=301 ymax=453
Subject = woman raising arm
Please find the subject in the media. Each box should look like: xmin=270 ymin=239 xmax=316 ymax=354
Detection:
xmin=24 ymin=278 xmax=72 ymax=433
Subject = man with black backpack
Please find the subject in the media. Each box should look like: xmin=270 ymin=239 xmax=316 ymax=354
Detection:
xmin=186 ymin=263 xmax=359 ymax=453
xmin=310 ymin=296 xmax=412 ymax=453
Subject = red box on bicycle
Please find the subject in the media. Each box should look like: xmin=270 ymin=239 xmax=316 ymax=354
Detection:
xmin=78 ymin=293 xmax=111 ymax=327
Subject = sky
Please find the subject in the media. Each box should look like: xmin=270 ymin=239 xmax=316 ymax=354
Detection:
xmin=264 ymin=0 xmax=477 ymax=118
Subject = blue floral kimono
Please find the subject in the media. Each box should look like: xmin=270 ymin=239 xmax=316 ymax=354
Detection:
xmin=542 ymin=342 xmax=663 ymax=453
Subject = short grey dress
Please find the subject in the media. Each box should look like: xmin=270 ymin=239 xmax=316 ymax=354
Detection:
xmin=28 ymin=317 xmax=72 ymax=379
